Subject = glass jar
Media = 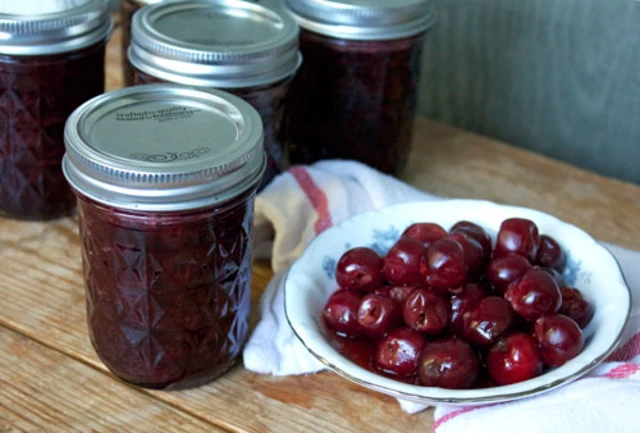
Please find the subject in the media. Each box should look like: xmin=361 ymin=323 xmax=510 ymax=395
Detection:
xmin=0 ymin=0 xmax=112 ymax=220
xmin=63 ymin=84 xmax=265 ymax=389
xmin=128 ymin=0 xmax=300 ymax=189
xmin=284 ymin=0 xmax=436 ymax=175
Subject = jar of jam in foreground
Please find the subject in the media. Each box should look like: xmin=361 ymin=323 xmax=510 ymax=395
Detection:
xmin=0 ymin=0 xmax=112 ymax=219
xmin=284 ymin=0 xmax=436 ymax=175
xmin=128 ymin=0 xmax=300 ymax=189
xmin=63 ymin=84 xmax=265 ymax=389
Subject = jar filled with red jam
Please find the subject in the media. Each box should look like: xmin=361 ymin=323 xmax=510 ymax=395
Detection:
xmin=284 ymin=0 xmax=436 ymax=175
xmin=0 ymin=0 xmax=112 ymax=219
xmin=63 ymin=84 xmax=265 ymax=389
xmin=128 ymin=0 xmax=300 ymax=189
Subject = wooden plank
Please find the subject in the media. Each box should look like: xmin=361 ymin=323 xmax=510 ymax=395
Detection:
xmin=0 ymin=221 xmax=432 ymax=433
xmin=0 ymin=327 xmax=223 ymax=433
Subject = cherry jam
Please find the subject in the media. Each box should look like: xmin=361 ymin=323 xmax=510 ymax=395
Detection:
xmin=64 ymin=84 xmax=265 ymax=389
xmin=0 ymin=1 xmax=111 ymax=219
xmin=77 ymin=191 xmax=256 ymax=389
xmin=284 ymin=0 xmax=435 ymax=175
xmin=0 ymin=44 xmax=106 ymax=219
xmin=286 ymin=30 xmax=425 ymax=174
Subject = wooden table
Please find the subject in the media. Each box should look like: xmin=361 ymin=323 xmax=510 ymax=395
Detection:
xmin=2 ymin=22 xmax=639 ymax=433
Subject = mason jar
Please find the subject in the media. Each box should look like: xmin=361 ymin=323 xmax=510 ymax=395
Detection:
xmin=0 ymin=0 xmax=112 ymax=219
xmin=63 ymin=84 xmax=265 ymax=389
xmin=128 ymin=0 xmax=300 ymax=189
xmin=284 ymin=0 xmax=436 ymax=175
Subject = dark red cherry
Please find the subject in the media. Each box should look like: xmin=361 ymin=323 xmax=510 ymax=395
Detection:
xmin=422 ymin=238 xmax=469 ymax=291
xmin=450 ymin=221 xmax=492 ymax=261
xmin=504 ymin=269 xmax=561 ymax=322
xmin=402 ymin=288 xmax=449 ymax=335
xmin=486 ymin=333 xmax=543 ymax=385
xmin=560 ymin=287 xmax=594 ymax=329
xmin=486 ymin=255 xmax=533 ymax=293
xmin=534 ymin=315 xmax=584 ymax=366
xmin=448 ymin=232 xmax=486 ymax=279
xmin=494 ymin=218 xmax=540 ymax=262
xmin=536 ymin=235 xmax=566 ymax=272
xmin=462 ymin=296 xmax=514 ymax=346
xmin=323 ymin=289 xmax=363 ymax=338
xmin=374 ymin=327 xmax=426 ymax=377
xmin=389 ymin=284 xmax=420 ymax=305
xmin=357 ymin=294 xmax=401 ymax=338
xmin=450 ymin=283 xmax=487 ymax=336
xmin=417 ymin=337 xmax=479 ymax=389
xmin=382 ymin=237 xmax=425 ymax=285
xmin=336 ymin=247 xmax=384 ymax=292
xmin=402 ymin=223 xmax=447 ymax=249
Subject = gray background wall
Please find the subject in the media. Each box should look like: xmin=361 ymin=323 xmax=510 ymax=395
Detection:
xmin=418 ymin=0 xmax=640 ymax=184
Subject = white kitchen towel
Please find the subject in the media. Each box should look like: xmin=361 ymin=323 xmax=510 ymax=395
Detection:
xmin=242 ymin=160 xmax=640 ymax=432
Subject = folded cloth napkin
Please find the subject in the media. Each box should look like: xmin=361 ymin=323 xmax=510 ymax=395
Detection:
xmin=243 ymin=160 xmax=640 ymax=433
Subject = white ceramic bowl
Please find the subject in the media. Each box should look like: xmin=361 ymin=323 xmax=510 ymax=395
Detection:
xmin=284 ymin=200 xmax=631 ymax=405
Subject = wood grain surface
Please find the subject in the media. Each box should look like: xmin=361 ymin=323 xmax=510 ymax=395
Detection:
xmin=419 ymin=0 xmax=640 ymax=184
xmin=0 ymin=217 xmax=429 ymax=433
xmin=0 ymin=19 xmax=639 ymax=433
xmin=0 ymin=327 xmax=221 ymax=433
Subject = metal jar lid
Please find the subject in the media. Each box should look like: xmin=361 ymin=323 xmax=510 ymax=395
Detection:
xmin=63 ymin=84 xmax=266 ymax=212
xmin=0 ymin=0 xmax=113 ymax=55
xmin=128 ymin=0 xmax=301 ymax=88
xmin=285 ymin=0 xmax=436 ymax=41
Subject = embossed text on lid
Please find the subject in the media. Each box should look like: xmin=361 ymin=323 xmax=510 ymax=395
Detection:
xmin=63 ymin=84 xmax=265 ymax=211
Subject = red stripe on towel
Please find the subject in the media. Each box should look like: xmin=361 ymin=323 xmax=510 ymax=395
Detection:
xmin=433 ymin=405 xmax=491 ymax=432
xmin=290 ymin=166 xmax=333 ymax=235
xmin=606 ymin=332 xmax=640 ymax=362
xmin=604 ymin=363 xmax=640 ymax=379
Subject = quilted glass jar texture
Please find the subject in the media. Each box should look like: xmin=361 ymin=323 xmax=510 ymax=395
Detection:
xmin=0 ymin=0 xmax=111 ymax=219
xmin=63 ymin=84 xmax=265 ymax=388
xmin=0 ymin=45 xmax=106 ymax=219
xmin=77 ymin=192 xmax=255 ymax=389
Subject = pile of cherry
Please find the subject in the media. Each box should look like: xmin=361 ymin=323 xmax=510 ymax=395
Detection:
xmin=322 ymin=218 xmax=594 ymax=389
